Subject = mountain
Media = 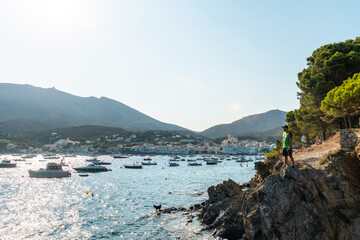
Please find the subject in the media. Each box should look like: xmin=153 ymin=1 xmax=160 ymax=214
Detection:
xmin=0 ymin=83 xmax=187 ymax=134
xmin=200 ymin=110 xmax=287 ymax=139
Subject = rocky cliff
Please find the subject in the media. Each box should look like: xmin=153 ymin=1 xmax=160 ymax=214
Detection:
xmin=199 ymin=131 xmax=360 ymax=239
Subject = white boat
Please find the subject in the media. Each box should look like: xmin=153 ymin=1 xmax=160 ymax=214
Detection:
xmin=170 ymin=158 xmax=180 ymax=162
xmin=13 ymin=158 xmax=25 ymax=161
xmin=73 ymin=163 xmax=111 ymax=172
xmin=44 ymin=155 xmax=60 ymax=159
xmin=29 ymin=162 xmax=71 ymax=178
xmin=124 ymin=163 xmax=143 ymax=169
xmin=86 ymin=158 xmax=98 ymax=162
xmin=236 ymin=157 xmax=249 ymax=162
xmin=86 ymin=158 xmax=111 ymax=165
xmin=0 ymin=160 xmax=16 ymax=168
xmin=169 ymin=162 xmax=179 ymax=167
xmin=141 ymin=161 xmax=157 ymax=165
xmin=22 ymin=154 xmax=36 ymax=158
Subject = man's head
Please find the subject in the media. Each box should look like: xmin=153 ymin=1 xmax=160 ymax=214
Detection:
xmin=282 ymin=125 xmax=289 ymax=131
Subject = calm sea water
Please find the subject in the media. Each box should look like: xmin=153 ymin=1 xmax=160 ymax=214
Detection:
xmin=0 ymin=155 xmax=258 ymax=239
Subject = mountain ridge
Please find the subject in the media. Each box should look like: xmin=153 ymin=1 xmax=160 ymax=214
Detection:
xmin=200 ymin=109 xmax=287 ymax=139
xmin=0 ymin=83 xmax=187 ymax=134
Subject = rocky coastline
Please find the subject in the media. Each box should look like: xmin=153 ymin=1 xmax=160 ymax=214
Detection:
xmin=197 ymin=132 xmax=360 ymax=239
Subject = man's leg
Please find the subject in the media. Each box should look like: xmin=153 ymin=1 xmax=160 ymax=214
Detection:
xmin=284 ymin=156 xmax=288 ymax=165
xmin=290 ymin=156 xmax=295 ymax=168
xmin=289 ymin=150 xmax=295 ymax=168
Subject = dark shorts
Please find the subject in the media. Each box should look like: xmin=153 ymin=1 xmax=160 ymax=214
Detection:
xmin=282 ymin=147 xmax=292 ymax=157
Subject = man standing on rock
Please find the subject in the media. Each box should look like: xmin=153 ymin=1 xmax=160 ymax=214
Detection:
xmin=282 ymin=125 xmax=295 ymax=168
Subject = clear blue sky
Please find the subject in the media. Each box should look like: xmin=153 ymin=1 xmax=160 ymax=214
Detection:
xmin=0 ymin=0 xmax=359 ymax=131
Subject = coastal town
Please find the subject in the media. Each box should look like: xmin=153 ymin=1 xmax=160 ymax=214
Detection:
xmin=1 ymin=132 xmax=276 ymax=155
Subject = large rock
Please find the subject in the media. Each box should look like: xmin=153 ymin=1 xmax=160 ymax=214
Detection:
xmin=340 ymin=129 xmax=360 ymax=151
xmin=207 ymin=179 xmax=242 ymax=204
xmin=199 ymin=151 xmax=360 ymax=240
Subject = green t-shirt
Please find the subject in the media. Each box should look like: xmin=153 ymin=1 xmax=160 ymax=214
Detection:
xmin=282 ymin=131 xmax=292 ymax=148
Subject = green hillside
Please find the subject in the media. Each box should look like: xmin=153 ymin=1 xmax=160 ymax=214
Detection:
xmin=0 ymin=83 xmax=187 ymax=134
xmin=15 ymin=125 xmax=205 ymax=146
xmin=200 ymin=110 xmax=286 ymax=139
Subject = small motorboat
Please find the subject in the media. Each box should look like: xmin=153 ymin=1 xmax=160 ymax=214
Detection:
xmin=188 ymin=162 xmax=202 ymax=166
xmin=22 ymin=154 xmax=36 ymax=159
xmin=86 ymin=158 xmax=111 ymax=165
xmin=187 ymin=159 xmax=196 ymax=162
xmin=169 ymin=162 xmax=179 ymax=167
xmin=113 ymin=154 xmax=127 ymax=158
xmin=86 ymin=158 xmax=98 ymax=162
xmin=143 ymin=157 xmax=152 ymax=161
xmin=43 ymin=154 xmax=60 ymax=159
xmin=124 ymin=163 xmax=143 ymax=169
xmin=0 ymin=160 xmax=16 ymax=168
xmin=79 ymin=173 xmax=89 ymax=177
xmin=73 ymin=163 xmax=111 ymax=172
xmin=141 ymin=161 xmax=157 ymax=165
xmin=29 ymin=162 xmax=71 ymax=178
xmin=13 ymin=158 xmax=25 ymax=162
xmin=206 ymin=161 xmax=218 ymax=165
xmin=236 ymin=157 xmax=249 ymax=163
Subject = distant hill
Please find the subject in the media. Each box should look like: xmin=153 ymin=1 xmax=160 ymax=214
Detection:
xmin=0 ymin=83 xmax=187 ymax=134
xmin=200 ymin=110 xmax=286 ymax=139
xmin=18 ymin=125 xmax=206 ymax=145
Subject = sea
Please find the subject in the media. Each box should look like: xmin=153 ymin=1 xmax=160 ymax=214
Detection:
xmin=0 ymin=155 xmax=259 ymax=239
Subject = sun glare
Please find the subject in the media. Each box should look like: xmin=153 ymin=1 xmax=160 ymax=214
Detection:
xmin=10 ymin=0 xmax=99 ymax=40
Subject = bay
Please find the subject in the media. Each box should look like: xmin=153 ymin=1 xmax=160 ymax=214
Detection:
xmin=0 ymin=155 xmax=257 ymax=239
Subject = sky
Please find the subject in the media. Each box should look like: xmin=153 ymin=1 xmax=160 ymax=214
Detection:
xmin=0 ymin=0 xmax=359 ymax=131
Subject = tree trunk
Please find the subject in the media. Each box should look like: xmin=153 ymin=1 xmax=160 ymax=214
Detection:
xmin=344 ymin=117 xmax=348 ymax=129
xmin=321 ymin=125 xmax=327 ymax=140
xmin=347 ymin=115 xmax=352 ymax=128
xmin=306 ymin=133 xmax=310 ymax=146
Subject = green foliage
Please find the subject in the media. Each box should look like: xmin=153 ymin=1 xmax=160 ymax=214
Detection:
xmin=295 ymin=37 xmax=360 ymax=139
xmin=321 ymin=73 xmax=360 ymax=127
xmin=265 ymin=139 xmax=282 ymax=160
xmin=285 ymin=110 xmax=301 ymax=143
